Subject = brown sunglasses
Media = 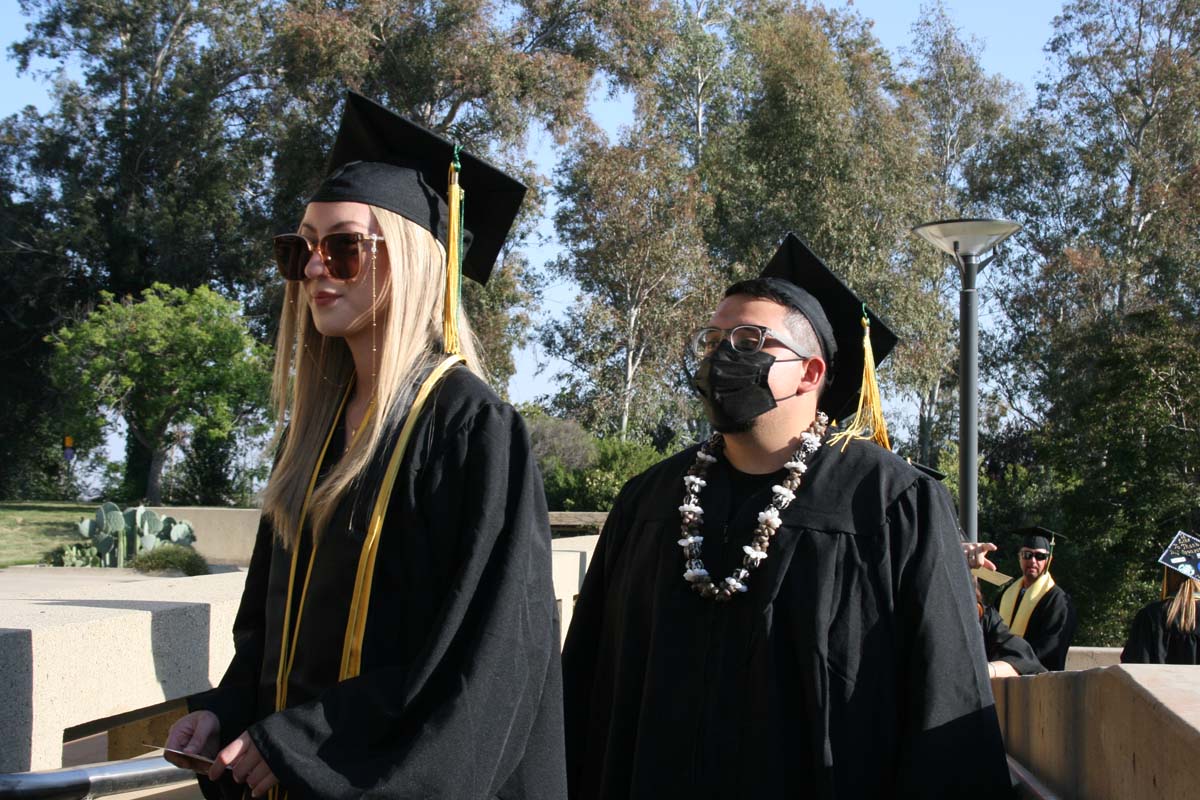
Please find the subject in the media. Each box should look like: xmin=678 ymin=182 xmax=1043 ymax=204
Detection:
xmin=272 ymin=232 xmax=385 ymax=281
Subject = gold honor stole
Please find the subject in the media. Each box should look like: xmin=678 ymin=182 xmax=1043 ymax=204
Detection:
xmin=267 ymin=354 xmax=464 ymax=800
xmin=998 ymin=568 xmax=1056 ymax=638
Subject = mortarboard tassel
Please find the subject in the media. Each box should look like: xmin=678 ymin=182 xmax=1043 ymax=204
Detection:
xmin=828 ymin=305 xmax=891 ymax=452
xmin=443 ymin=146 xmax=465 ymax=355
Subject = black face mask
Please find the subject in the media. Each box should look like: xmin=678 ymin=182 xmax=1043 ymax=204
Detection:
xmin=692 ymin=341 xmax=798 ymax=433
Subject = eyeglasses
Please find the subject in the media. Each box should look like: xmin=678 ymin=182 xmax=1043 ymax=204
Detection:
xmin=272 ymin=232 xmax=385 ymax=281
xmin=1019 ymin=551 xmax=1050 ymax=562
xmin=688 ymin=325 xmax=810 ymax=360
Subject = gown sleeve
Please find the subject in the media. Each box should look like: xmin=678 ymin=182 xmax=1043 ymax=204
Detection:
xmin=982 ymin=606 xmax=1046 ymax=675
xmin=187 ymin=514 xmax=275 ymax=800
xmin=1121 ymin=603 xmax=1167 ymax=664
xmin=1029 ymin=589 xmax=1077 ymax=670
xmin=188 ymin=513 xmax=273 ymax=737
xmin=890 ymin=476 xmax=1012 ymax=798
xmin=560 ymin=485 xmax=632 ymax=798
xmin=244 ymin=402 xmax=565 ymax=799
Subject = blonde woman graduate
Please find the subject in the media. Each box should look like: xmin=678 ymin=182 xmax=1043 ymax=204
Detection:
xmin=165 ymin=92 xmax=566 ymax=800
xmin=1122 ymin=533 xmax=1200 ymax=665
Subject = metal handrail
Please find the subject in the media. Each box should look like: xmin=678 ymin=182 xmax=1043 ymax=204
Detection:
xmin=1007 ymin=754 xmax=1063 ymax=800
xmin=0 ymin=755 xmax=194 ymax=800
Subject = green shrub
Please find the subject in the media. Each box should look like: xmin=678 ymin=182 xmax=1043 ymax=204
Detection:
xmin=44 ymin=543 xmax=101 ymax=567
xmin=130 ymin=544 xmax=209 ymax=576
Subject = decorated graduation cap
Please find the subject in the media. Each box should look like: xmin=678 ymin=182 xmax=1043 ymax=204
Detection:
xmin=310 ymin=91 xmax=527 ymax=352
xmin=758 ymin=232 xmax=898 ymax=448
xmin=1158 ymin=531 xmax=1200 ymax=597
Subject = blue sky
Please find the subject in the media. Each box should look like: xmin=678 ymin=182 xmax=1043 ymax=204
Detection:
xmin=1 ymin=0 xmax=1062 ymax=409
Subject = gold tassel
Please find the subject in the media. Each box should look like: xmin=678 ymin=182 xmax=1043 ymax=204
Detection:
xmin=443 ymin=150 xmax=464 ymax=355
xmin=828 ymin=306 xmax=891 ymax=452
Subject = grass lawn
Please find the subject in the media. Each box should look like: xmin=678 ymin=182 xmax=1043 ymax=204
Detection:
xmin=0 ymin=501 xmax=95 ymax=567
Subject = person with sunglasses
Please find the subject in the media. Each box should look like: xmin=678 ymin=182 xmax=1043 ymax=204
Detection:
xmin=562 ymin=234 xmax=1011 ymax=800
xmin=993 ymin=527 xmax=1078 ymax=671
xmin=164 ymin=92 xmax=565 ymax=799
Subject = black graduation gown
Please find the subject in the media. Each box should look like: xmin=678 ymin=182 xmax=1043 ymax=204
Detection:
xmin=980 ymin=606 xmax=1046 ymax=675
xmin=561 ymin=439 xmax=1011 ymax=800
xmin=992 ymin=582 xmax=1077 ymax=671
xmin=189 ymin=368 xmax=566 ymax=799
xmin=1121 ymin=599 xmax=1200 ymax=665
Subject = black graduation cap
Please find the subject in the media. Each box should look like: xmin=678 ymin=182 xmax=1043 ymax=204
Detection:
xmin=759 ymin=233 xmax=898 ymax=425
xmin=309 ymin=91 xmax=527 ymax=285
xmin=1013 ymin=526 xmax=1064 ymax=553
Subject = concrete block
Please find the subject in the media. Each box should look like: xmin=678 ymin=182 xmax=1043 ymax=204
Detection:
xmin=1065 ymin=646 xmax=1122 ymax=671
xmin=0 ymin=570 xmax=245 ymax=772
xmin=994 ymin=665 xmax=1200 ymax=799
xmin=0 ymin=531 xmax=604 ymax=773
xmin=148 ymin=507 xmax=260 ymax=567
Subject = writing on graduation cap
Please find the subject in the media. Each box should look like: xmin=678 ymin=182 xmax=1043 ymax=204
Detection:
xmin=1158 ymin=531 xmax=1200 ymax=578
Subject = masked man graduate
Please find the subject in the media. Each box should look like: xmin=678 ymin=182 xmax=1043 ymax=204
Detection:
xmin=993 ymin=527 xmax=1077 ymax=671
xmin=561 ymin=234 xmax=1012 ymax=800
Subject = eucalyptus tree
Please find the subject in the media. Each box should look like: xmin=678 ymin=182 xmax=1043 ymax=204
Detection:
xmin=542 ymin=124 xmax=719 ymax=439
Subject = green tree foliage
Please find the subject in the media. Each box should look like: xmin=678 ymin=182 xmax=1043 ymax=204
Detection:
xmin=542 ymin=436 xmax=663 ymax=511
xmin=3 ymin=0 xmax=277 ymax=496
xmin=9 ymin=0 xmax=277 ymax=295
xmin=47 ymin=284 xmax=270 ymax=504
xmin=895 ymin=2 xmax=1019 ymax=466
xmin=967 ymin=0 xmax=1200 ymax=643
xmin=264 ymin=0 xmax=664 ymax=389
xmin=543 ymin=124 xmax=720 ymax=439
xmin=1032 ymin=310 xmax=1200 ymax=644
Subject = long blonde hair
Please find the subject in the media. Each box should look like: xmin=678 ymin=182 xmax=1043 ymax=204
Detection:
xmin=1167 ymin=575 xmax=1200 ymax=634
xmin=262 ymin=205 xmax=485 ymax=549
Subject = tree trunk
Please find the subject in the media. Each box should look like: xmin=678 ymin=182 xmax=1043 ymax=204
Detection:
xmin=145 ymin=446 xmax=168 ymax=505
xmin=918 ymin=380 xmax=941 ymax=466
xmin=122 ymin=435 xmax=153 ymax=503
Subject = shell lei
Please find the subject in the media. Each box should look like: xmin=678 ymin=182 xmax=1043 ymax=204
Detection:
xmin=679 ymin=413 xmax=828 ymax=601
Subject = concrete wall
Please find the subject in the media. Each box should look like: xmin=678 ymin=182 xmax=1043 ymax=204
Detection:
xmin=150 ymin=507 xmax=605 ymax=568
xmin=993 ymin=665 xmax=1200 ymax=800
xmin=1065 ymin=647 xmax=1122 ymax=671
xmin=0 ymin=569 xmax=244 ymax=772
xmin=148 ymin=507 xmax=259 ymax=567
xmin=0 ymin=532 xmax=601 ymax=772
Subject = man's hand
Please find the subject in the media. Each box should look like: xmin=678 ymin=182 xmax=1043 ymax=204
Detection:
xmin=165 ymin=711 xmax=220 ymax=759
xmin=212 ymin=732 xmax=278 ymax=798
xmin=963 ymin=541 xmax=998 ymax=571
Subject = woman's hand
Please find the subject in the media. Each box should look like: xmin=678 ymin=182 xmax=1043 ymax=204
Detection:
xmin=987 ymin=660 xmax=1018 ymax=679
xmin=212 ymin=731 xmax=278 ymax=798
xmin=962 ymin=541 xmax=998 ymax=571
xmin=165 ymin=710 xmax=220 ymax=759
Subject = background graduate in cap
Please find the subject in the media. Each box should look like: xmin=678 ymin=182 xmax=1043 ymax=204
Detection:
xmin=165 ymin=92 xmax=566 ymax=799
xmin=562 ymin=233 xmax=1010 ymax=799
xmin=993 ymin=526 xmax=1078 ymax=671
xmin=1121 ymin=531 xmax=1200 ymax=664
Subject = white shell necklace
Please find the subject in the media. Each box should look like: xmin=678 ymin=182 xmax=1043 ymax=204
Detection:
xmin=678 ymin=412 xmax=828 ymax=601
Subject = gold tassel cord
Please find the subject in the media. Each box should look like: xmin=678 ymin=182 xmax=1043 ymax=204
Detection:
xmin=827 ymin=306 xmax=891 ymax=452
xmin=443 ymin=149 xmax=464 ymax=355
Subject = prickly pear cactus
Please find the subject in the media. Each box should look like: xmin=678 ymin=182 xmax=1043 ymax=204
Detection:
xmin=166 ymin=519 xmax=196 ymax=546
xmin=140 ymin=509 xmax=163 ymax=537
xmin=68 ymin=502 xmax=200 ymax=569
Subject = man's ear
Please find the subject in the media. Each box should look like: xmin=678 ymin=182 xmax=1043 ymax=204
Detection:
xmin=793 ymin=356 xmax=826 ymax=395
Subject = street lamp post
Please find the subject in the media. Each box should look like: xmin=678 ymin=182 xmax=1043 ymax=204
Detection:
xmin=911 ymin=218 xmax=1021 ymax=542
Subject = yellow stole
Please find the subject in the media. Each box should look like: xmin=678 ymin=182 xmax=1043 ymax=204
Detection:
xmin=998 ymin=568 xmax=1056 ymax=638
xmin=268 ymin=355 xmax=463 ymax=800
